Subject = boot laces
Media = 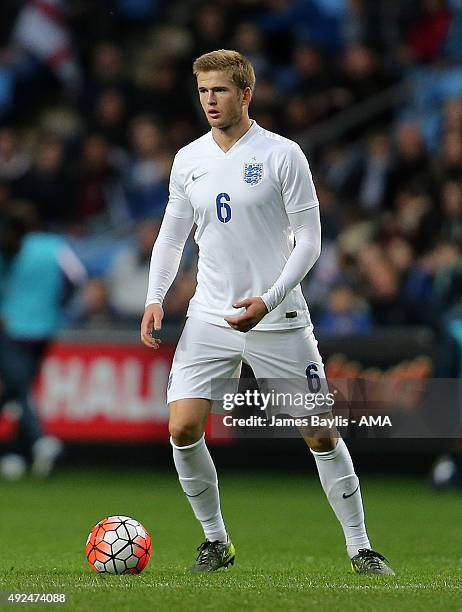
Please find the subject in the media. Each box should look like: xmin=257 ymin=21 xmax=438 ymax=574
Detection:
xmin=357 ymin=548 xmax=388 ymax=570
xmin=196 ymin=540 xmax=221 ymax=566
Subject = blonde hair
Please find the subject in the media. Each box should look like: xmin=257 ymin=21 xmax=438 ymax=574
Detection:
xmin=193 ymin=49 xmax=256 ymax=91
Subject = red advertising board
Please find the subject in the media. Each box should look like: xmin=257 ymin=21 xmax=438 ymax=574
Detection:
xmin=36 ymin=342 xmax=174 ymax=441
xmin=0 ymin=341 xmax=232 ymax=444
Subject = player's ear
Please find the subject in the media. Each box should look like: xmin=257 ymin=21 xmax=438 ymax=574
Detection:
xmin=242 ymin=86 xmax=252 ymax=107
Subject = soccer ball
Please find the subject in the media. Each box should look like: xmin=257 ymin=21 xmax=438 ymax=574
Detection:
xmin=86 ymin=515 xmax=152 ymax=574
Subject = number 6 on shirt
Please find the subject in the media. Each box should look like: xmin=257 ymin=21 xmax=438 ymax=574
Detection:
xmin=216 ymin=193 xmax=231 ymax=223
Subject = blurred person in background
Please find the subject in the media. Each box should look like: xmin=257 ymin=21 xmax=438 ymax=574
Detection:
xmin=89 ymin=87 xmax=129 ymax=149
xmin=233 ymin=22 xmax=269 ymax=80
xmin=256 ymin=0 xmax=343 ymax=60
xmin=384 ymin=237 xmax=434 ymax=304
xmin=70 ymin=132 xmax=123 ymax=232
xmin=0 ymin=126 xmax=30 ymax=187
xmin=382 ymin=187 xmax=435 ymax=253
xmin=11 ymin=0 xmax=82 ymax=94
xmin=0 ymin=201 xmax=86 ymax=480
xmin=162 ymin=267 xmax=197 ymax=323
xmin=302 ymin=240 xmax=343 ymax=316
xmin=360 ymin=250 xmax=424 ymax=327
xmin=316 ymin=283 xmax=372 ymax=336
xmin=432 ymin=240 xmax=462 ymax=316
xmin=189 ymin=3 xmax=231 ymax=61
xmin=250 ymin=75 xmax=281 ymax=129
xmin=387 ymin=121 xmax=432 ymax=205
xmin=441 ymin=97 xmax=462 ymax=135
xmin=3 ymin=3 xmax=66 ymax=121
xmin=438 ymin=179 xmax=462 ymax=242
xmin=317 ymin=143 xmax=357 ymax=196
xmin=82 ymin=41 xmax=129 ymax=103
xmin=124 ymin=115 xmax=171 ymax=220
xmin=277 ymin=43 xmax=333 ymax=100
xmin=15 ymin=132 xmax=73 ymax=229
xmin=429 ymin=238 xmax=462 ymax=488
xmin=167 ymin=118 xmax=202 ymax=153
xmin=403 ymin=0 xmax=452 ymax=64
xmin=433 ymin=129 xmax=462 ymax=181
xmin=283 ymin=94 xmax=317 ymax=136
xmin=315 ymin=180 xmax=345 ymax=240
xmin=108 ymin=218 xmax=160 ymax=322
xmin=133 ymin=56 xmax=193 ymax=122
xmin=65 ymin=277 xmax=117 ymax=329
xmin=344 ymin=132 xmax=393 ymax=213
xmin=339 ymin=43 xmax=394 ymax=131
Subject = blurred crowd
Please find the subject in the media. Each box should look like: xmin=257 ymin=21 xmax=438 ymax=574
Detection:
xmin=0 ymin=0 xmax=461 ymax=364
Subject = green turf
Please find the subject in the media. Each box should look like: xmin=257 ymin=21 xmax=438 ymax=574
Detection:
xmin=0 ymin=467 xmax=460 ymax=611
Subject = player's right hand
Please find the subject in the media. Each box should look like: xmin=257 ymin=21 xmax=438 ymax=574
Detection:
xmin=141 ymin=303 xmax=163 ymax=349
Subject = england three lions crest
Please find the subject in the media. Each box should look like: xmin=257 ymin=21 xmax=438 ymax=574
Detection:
xmin=243 ymin=162 xmax=264 ymax=186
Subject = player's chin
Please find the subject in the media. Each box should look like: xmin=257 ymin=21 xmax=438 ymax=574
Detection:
xmin=207 ymin=117 xmax=229 ymax=129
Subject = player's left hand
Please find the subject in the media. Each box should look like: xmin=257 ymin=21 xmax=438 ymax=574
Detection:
xmin=224 ymin=297 xmax=268 ymax=332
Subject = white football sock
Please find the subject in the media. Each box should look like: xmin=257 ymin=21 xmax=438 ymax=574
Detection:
xmin=311 ymin=438 xmax=370 ymax=558
xmin=171 ymin=434 xmax=228 ymax=543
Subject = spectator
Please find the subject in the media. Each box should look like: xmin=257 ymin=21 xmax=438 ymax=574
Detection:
xmin=234 ymin=22 xmax=269 ymax=79
xmin=277 ymin=44 xmax=333 ymax=98
xmin=439 ymin=179 xmax=462 ymax=242
xmin=11 ymin=0 xmax=82 ymax=92
xmin=0 ymin=201 xmax=86 ymax=479
xmin=434 ymin=130 xmax=462 ymax=181
xmin=404 ymin=0 xmax=452 ymax=64
xmin=341 ymin=43 xmax=392 ymax=104
xmin=89 ymin=87 xmax=129 ymax=148
xmin=316 ymin=284 xmax=372 ymax=335
xmin=344 ymin=132 xmax=393 ymax=212
xmin=65 ymin=277 xmax=117 ymax=329
xmin=81 ymin=41 xmax=131 ymax=112
xmin=384 ymin=237 xmax=434 ymax=303
xmin=133 ymin=56 xmax=192 ymax=121
xmin=124 ymin=116 xmax=170 ymax=220
xmin=16 ymin=133 xmax=73 ymax=228
xmin=190 ymin=3 xmax=230 ymax=60
xmin=317 ymin=181 xmax=345 ymax=240
xmin=442 ymin=97 xmax=462 ymax=134
xmin=162 ymin=268 xmax=197 ymax=322
xmin=0 ymin=127 xmax=30 ymax=185
xmin=108 ymin=219 xmax=160 ymax=321
xmin=283 ymin=95 xmax=317 ymax=136
xmin=250 ymin=77 xmax=281 ymax=129
xmin=388 ymin=121 xmax=432 ymax=205
xmin=71 ymin=133 xmax=122 ymax=230
xmin=432 ymin=240 xmax=462 ymax=312
xmin=318 ymin=143 xmax=357 ymax=194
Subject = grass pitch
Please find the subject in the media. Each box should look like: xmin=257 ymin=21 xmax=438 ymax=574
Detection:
xmin=0 ymin=465 xmax=460 ymax=611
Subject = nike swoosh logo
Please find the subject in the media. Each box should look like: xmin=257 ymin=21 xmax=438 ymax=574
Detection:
xmin=184 ymin=487 xmax=209 ymax=498
xmin=342 ymin=484 xmax=360 ymax=499
xmin=192 ymin=172 xmax=208 ymax=181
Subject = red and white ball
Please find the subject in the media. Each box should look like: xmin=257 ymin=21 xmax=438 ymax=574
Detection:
xmin=86 ymin=515 xmax=152 ymax=574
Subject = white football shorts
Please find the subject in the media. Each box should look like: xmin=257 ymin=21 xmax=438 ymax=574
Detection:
xmin=166 ymin=317 xmax=331 ymax=416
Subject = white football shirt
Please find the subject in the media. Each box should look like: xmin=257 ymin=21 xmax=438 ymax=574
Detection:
xmin=166 ymin=121 xmax=319 ymax=330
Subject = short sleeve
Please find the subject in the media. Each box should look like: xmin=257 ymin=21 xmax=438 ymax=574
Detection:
xmin=280 ymin=144 xmax=319 ymax=214
xmin=165 ymin=154 xmax=194 ymax=219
